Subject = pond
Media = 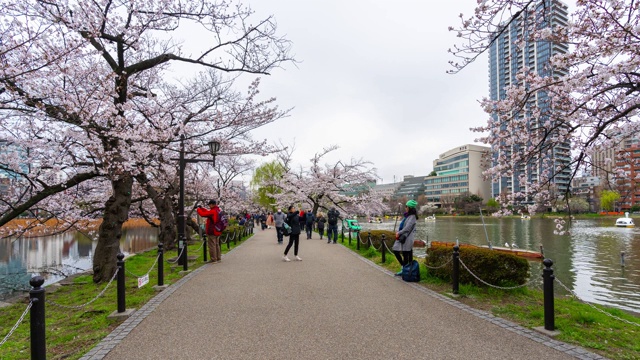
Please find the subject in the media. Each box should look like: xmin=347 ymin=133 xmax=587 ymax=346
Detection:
xmin=360 ymin=217 xmax=640 ymax=314
xmin=0 ymin=227 xmax=158 ymax=301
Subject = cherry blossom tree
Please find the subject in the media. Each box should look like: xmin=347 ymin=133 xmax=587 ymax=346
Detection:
xmin=450 ymin=0 xmax=640 ymax=215
xmin=269 ymin=146 xmax=388 ymax=217
xmin=0 ymin=0 xmax=293 ymax=281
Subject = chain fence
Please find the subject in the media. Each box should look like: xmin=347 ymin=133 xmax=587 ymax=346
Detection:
xmin=166 ymin=245 xmax=186 ymax=264
xmin=554 ymin=276 xmax=640 ymax=327
xmin=458 ymin=258 xmax=536 ymax=290
xmin=423 ymin=257 xmax=453 ymax=270
xmin=48 ymin=268 xmax=119 ymax=310
xmin=0 ymin=301 xmax=32 ymax=348
xmin=125 ymin=253 xmax=161 ymax=278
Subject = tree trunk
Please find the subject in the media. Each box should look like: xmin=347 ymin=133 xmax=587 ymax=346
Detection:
xmin=92 ymin=175 xmax=134 ymax=283
xmin=136 ymin=174 xmax=178 ymax=250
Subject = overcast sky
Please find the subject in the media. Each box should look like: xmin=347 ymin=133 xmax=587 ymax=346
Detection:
xmin=238 ymin=0 xmax=490 ymax=184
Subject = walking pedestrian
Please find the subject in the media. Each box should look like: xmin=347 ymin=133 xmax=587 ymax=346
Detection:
xmin=304 ymin=210 xmax=315 ymax=239
xmin=392 ymin=200 xmax=418 ymax=275
xmin=283 ymin=205 xmax=302 ymax=261
xmin=266 ymin=212 xmax=274 ymax=228
xmin=326 ymin=207 xmax=340 ymax=244
xmin=197 ymin=199 xmax=223 ymax=263
xmin=273 ymin=208 xmax=286 ymax=244
xmin=316 ymin=213 xmax=326 ymax=240
xmin=260 ymin=213 xmax=267 ymax=230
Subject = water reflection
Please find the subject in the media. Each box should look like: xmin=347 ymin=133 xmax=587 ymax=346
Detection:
xmin=361 ymin=217 xmax=640 ymax=314
xmin=0 ymin=227 xmax=158 ymax=300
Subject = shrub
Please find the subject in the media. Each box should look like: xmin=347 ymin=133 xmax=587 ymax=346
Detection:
xmin=425 ymin=245 xmax=530 ymax=287
xmin=358 ymin=230 xmax=396 ymax=250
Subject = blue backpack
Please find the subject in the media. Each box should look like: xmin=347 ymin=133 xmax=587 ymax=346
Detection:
xmin=305 ymin=212 xmax=314 ymax=224
xmin=401 ymin=260 xmax=420 ymax=282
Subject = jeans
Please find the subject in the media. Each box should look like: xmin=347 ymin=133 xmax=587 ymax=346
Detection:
xmin=276 ymin=226 xmax=283 ymax=243
xmin=327 ymin=224 xmax=338 ymax=243
xmin=305 ymin=223 xmax=313 ymax=239
xmin=317 ymin=227 xmax=324 ymax=239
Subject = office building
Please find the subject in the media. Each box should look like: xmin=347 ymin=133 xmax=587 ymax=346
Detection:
xmin=424 ymin=144 xmax=492 ymax=203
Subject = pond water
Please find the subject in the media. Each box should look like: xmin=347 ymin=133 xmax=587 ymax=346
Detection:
xmin=360 ymin=217 xmax=640 ymax=314
xmin=0 ymin=227 xmax=158 ymax=301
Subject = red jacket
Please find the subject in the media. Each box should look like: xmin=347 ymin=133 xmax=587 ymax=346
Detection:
xmin=197 ymin=206 xmax=221 ymax=236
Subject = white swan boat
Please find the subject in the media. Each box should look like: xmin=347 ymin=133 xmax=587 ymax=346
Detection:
xmin=615 ymin=213 xmax=635 ymax=228
xmin=424 ymin=215 xmax=436 ymax=222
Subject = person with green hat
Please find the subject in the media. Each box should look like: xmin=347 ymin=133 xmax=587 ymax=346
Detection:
xmin=392 ymin=199 xmax=419 ymax=275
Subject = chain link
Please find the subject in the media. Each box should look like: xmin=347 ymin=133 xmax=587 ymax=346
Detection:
xmin=424 ymin=257 xmax=453 ymax=269
xmin=458 ymin=258 xmax=535 ymax=290
xmin=125 ymin=253 xmax=161 ymax=278
xmin=49 ymin=268 xmax=119 ymax=310
xmin=166 ymin=245 xmax=186 ymax=264
xmin=0 ymin=301 xmax=32 ymax=348
xmin=219 ymin=233 xmax=229 ymax=244
xmin=554 ymin=277 xmax=640 ymax=327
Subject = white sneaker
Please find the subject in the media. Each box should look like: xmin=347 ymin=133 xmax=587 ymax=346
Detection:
xmin=283 ymin=255 xmax=291 ymax=262
xmin=295 ymin=256 xmax=302 ymax=261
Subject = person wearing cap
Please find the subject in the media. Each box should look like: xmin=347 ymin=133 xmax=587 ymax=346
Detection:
xmin=392 ymin=199 xmax=418 ymax=275
xmin=283 ymin=205 xmax=302 ymax=261
xmin=197 ymin=199 xmax=222 ymax=263
xmin=273 ymin=208 xmax=287 ymax=244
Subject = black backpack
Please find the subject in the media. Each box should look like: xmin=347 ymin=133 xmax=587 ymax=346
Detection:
xmin=328 ymin=210 xmax=338 ymax=224
xmin=305 ymin=212 xmax=314 ymax=223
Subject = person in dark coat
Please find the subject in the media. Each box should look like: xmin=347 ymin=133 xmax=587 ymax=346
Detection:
xmin=316 ymin=213 xmax=327 ymax=240
xmin=304 ymin=210 xmax=315 ymax=239
xmin=283 ymin=205 xmax=302 ymax=261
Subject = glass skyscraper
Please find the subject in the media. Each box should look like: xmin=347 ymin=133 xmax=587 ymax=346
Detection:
xmin=488 ymin=0 xmax=571 ymax=201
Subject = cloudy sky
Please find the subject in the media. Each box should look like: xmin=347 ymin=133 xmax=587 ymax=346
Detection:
xmin=239 ymin=0 xmax=491 ymax=184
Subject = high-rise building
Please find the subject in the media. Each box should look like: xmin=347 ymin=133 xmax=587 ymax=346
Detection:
xmin=488 ymin=0 xmax=571 ymax=201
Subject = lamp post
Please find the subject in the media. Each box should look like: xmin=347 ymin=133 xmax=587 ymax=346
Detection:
xmin=176 ymin=135 xmax=220 ymax=271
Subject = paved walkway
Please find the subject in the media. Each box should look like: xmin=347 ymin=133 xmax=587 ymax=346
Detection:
xmin=81 ymin=228 xmax=606 ymax=360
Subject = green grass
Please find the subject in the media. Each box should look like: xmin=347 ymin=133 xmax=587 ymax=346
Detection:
xmin=338 ymin=235 xmax=640 ymax=360
xmin=0 ymin=232 xmax=252 ymax=360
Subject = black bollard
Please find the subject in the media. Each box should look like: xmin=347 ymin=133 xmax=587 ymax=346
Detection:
xmin=226 ymin=233 xmax=230 ymax=250
xmin=452 ymin=246 xmax=460 ymax=295
xmin=356 ymin=231 xmax=360 ymax=251
xmin=341 ymin=227 xmax=345 ymax=243
xmin=117 ymin=253 xmax=126 ymax=313
xmin=381 ymin=234 xmax=386 ymax=263
xmin=367 ymin=232 xmax=372 ymax=248
xmin=29 ymin=276 xmax=46 ymax=360
xmin=203 ymin=235 xmax=208 ymax=263
xmin=348 ymin=229 xmax=352 ymax=246
xmin=542 ymin=258 xmax=555 ymax=331
xmin=158 ymin=243 xmax=164 ymax=287
xmin=234 ymin=231 xmax=238 ymax=245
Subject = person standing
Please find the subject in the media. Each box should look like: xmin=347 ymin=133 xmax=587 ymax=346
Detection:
xmin=326 ymin=207 xmax=340 ymax=244
xmin=392 ymin=200 xmax=418 ymax=275
xmin=197 ymin=199 xmax=222 ymax=263
xmin=304 ymin=210 xmax=315 ymax=239
xmin=316 ymin=213 xmax=326 ymax=240
xmin=266 ymin=212 xmax=275 ymax=228
xmin=273 ymin=208 xmax=286 ymax=245
xmin=283 ymin=205 xmax=302 ymax=261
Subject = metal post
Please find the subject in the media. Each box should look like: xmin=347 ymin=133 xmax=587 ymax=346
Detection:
xmin=29 ymin=276 xmax=46 ymax=360
xmin=158 ymin=243 xmax=164 ymax=287
xmin=452 ymin=246 xmax=460 ymax=295
xmin=356 ymin=231 xmax=360 ymax=251
xmin=542 ymin=258 xmax=555 ymax=331
xmin=348 ymin=229 xmax=352 ymax=246
xmin=341 ymin=226 xmax=344 ymax=243
xmin=117 ymin=253 xmax=126 ymax=313
xmin=177 ymin=135 xmax=188 ymax=270
xmin=367 ymin=232 xmax=372 ymax=248
xmin=540 ymin=245 xmax=544 ymax=257
xmin=381 ymin=234 xmax=386 ymax=263
xmin=226 ymin=233 xmax=230 ymax=250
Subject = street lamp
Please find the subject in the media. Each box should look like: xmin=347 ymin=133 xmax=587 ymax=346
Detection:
xmin=176 ymin=135 xmax=220 ymax=271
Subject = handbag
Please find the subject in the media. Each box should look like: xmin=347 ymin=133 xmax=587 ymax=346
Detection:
xmin=282 ymin=222 xmax=292 ymax=236
xmin=398 ymin=221 xmax=415 ymax=244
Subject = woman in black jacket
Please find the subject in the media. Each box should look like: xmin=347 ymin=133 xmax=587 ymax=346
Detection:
xmin=283 ymin=205 xmax=302 ymax=261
